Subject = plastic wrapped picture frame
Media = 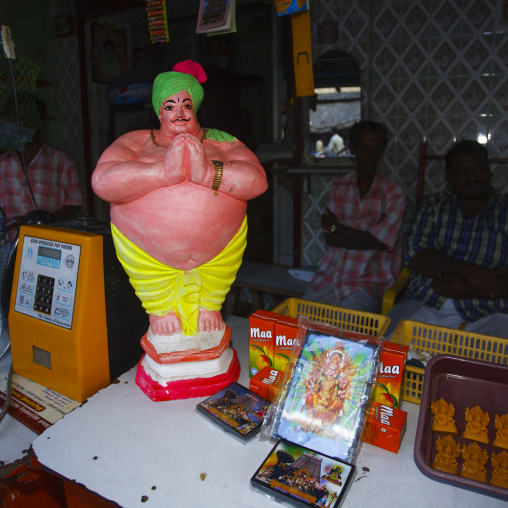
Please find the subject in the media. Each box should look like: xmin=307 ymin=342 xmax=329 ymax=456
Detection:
xmin=262 ymin=318 xmax=381 ymax=464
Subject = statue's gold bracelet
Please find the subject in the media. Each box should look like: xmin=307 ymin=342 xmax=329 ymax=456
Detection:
xmin=211 ymin=160 xmax=223 ymax=192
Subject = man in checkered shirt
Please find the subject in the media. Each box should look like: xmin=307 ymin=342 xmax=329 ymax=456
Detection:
xmin=386 ymin=140 xmax=508 ymax=337
xmin=0 ymin=100 xmax=84 ymax=242
xmin=303 ymin=120 xmax=406 ymax=313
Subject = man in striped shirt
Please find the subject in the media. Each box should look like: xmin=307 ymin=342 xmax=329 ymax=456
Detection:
xmin=386 ymin=140 xmax=508 ymax=337
xmin=303 ymin=121 xmax=406 ymax=313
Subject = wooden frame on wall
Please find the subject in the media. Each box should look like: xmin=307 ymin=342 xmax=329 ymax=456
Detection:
xmin=91 ymin=23 xmax=128 ymax=84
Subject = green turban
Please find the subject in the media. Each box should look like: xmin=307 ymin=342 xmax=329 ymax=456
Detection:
xmin=152 ymin=70 xmax=204 ymax=116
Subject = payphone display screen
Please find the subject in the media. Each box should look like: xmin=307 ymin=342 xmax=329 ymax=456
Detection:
xmin=13 ymin=235 xmax=81 ymax=330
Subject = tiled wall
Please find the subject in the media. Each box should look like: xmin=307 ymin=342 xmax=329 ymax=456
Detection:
xmin=54 ymin=35 xmax=86 ymax=211
xmin=51 ymin=0 xmax=86 ymax=212
xmin=303 ymin=0 xmax=508 ymax=267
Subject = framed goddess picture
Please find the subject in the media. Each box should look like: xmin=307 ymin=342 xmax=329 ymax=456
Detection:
xmin=271 ymin=328 xmax=380 ymax=464
xmin=91 ymin=23 xmax=128 ymax=84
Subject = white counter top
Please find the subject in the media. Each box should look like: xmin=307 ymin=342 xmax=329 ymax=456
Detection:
xmin=32 ymin=316 xmax=505 ymax=507
xmin=0 ymin=329 xmax=37 ymax=466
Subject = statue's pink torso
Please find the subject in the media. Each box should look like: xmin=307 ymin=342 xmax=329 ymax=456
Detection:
xmin=93 ymin=129 xmax=265 ymax=272
xmin=111 ymin=182 xmax=246 ymax=271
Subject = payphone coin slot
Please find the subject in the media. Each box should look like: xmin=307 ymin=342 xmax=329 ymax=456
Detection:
xmin=33 ymin=345 xmax=52 ymax=369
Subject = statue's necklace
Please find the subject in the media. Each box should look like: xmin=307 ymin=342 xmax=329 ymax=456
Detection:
xmin=151 ymin=129 xmax=167 ymax=148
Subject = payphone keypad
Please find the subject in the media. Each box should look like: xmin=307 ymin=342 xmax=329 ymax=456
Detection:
xmin=34 ymin=275 xmax=55 ymax=315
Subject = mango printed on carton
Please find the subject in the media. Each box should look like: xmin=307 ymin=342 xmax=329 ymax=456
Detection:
xmin=371 ymin=341 xmax=409 ymax=409
xmin=249 ymin=310 xmax=277 ymax=378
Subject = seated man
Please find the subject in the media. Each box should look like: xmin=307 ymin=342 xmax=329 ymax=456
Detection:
xmin=303 ymin=120 xmax=406 ymax=313
xmin=386 ymin=140 xmax=508 ymax=337
xmin=0 ymin=99 xmax=84 ymax=242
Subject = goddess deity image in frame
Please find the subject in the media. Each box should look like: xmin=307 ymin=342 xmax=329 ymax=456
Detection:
xmin=272 ymin=329 xmax=380 ymax=463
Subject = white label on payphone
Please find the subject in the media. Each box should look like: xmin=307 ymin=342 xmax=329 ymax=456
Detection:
xmin=14 ymin=235 xmax=81 ymax=330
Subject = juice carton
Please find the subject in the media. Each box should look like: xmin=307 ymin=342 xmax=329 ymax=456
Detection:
xmin=249 ymin=367 xmax=285 ymax=402
xmin=249 ymin=310 xmax=278 ymax=378
xmin=273 ymin=315 xmax=299 ymax=373
xmin=371 ymin=341 xmax=409 ymax=409
xmin=362 ymin=401 xmax=407 ymax=454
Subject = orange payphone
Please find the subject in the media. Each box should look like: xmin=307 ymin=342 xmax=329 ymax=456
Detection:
xmin=8 ymin=218 xmax=148 ymax=401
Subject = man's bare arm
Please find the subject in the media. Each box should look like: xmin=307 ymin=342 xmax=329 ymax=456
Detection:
xmin=324 ymin=226 xmax=387 ymax=250
xmin=322 ymin=208 xmax=387 ymax=251
xmin=410 ymin=248 xmax=508 ymax=299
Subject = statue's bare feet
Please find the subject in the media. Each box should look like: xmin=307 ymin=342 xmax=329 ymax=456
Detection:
xmin=198 ymin=310 xmax=224 ymax=333
xmin=149 ymin=312 xmax=182 ymax=336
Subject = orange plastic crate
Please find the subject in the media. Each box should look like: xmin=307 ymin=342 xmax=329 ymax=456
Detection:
xmin=271 ymin=298 xmax=390 ymax=338
xmin=390 ymin=320 xmax=508 ymax=404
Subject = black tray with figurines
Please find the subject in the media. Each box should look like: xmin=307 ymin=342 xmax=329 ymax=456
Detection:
xmin=196 ymin=382 xmax=270 ymax=443
xmin=250 ymin=439 xmax=356 ymax=508
xmin=415 ymin=354 xmax=508 ymax=501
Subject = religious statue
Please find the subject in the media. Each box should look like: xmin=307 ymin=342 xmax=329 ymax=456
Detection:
xmin=493 ymin=413 xmax=508 ymax=450
xmin=92 ymin=60 xmax=268 ymax=400
xmin=490 ymin=450 xmax=508 ymax=488
xmin=432 ymin=434 xmax=461 ymax=475
xmin=460 ymin=441 xmax=488 ymax=483
xmin=462 ymin=405 xmax=490 ymax=444
xmin=431 ymin=398 xmax=458 ymax=434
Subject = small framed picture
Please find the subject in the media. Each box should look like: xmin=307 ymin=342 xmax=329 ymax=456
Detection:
xmin=251 ymin=439 xmax=355 ymax=508
xmin=196 ymin=382 xmax=270 ymax=443
xmin=196 ymin=0 xmax=234 ymax=34
xmin=270 ymin=328 xmax=380 ymax=463
xmin=91 ymin=23 xmax=128 ymax=84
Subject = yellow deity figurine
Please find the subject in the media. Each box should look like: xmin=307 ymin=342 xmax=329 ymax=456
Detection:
xmin=431 ymin=398 xmax=458 ymax=434
xmin=493 ymin=413 xmax=508 ymax=450
xmin=432 ymin=434 xmax=462 ymax=475
xmin=460 ymin=441 xmax=488 ymax=483
xmin=462 ymin=405 xmax=490 ymax=444
xmin=490 ymin=450 xmax=508 ymax=489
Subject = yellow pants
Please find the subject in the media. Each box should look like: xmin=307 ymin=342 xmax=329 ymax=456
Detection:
xmin=111 ymin=217 xmax=247 ymax=336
